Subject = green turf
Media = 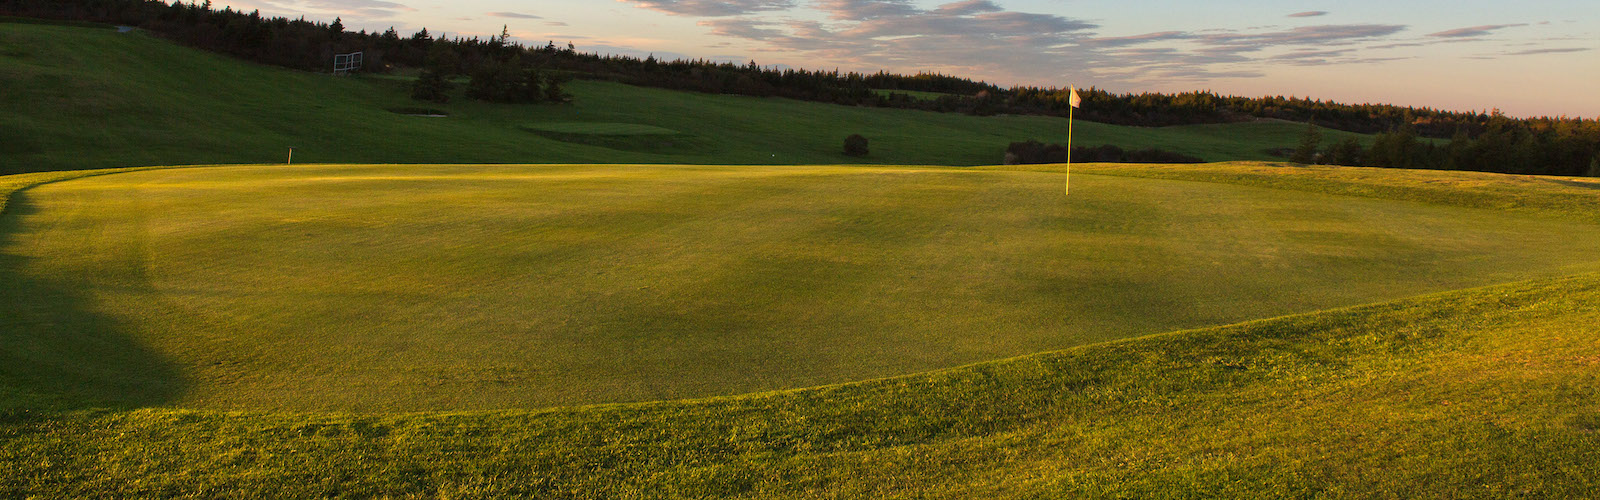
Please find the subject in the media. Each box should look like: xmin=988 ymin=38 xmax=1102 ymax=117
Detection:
xmin=520 ymin=122 xmax=682 ymax=136
xmin=3 ymin=164 xmax=1599 ymax=497
xmin=5 ymin=163 xmax=1600 ymax=412
xmin=0 ymin=22 xmax=1376 ymax=174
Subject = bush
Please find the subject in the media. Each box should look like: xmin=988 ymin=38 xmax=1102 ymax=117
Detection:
xmin=844 ymin=134 xmax=869 ymax=157
xmin=410 ymin=69 xmax=452 ymax=103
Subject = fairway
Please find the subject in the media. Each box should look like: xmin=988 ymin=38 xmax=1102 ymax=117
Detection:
xmin=6 ymin=164 xmax=1600 ymax=411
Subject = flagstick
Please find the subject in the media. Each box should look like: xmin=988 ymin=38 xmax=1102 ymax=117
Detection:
xmin=1066 ymin=94 xmax=1073 ymax=197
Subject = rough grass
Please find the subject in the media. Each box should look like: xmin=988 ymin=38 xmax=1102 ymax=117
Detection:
xmin=0 ymin=22 xmax=1376 ymax=174
xmin=7 ymin=164 xmax=1600 ymax=412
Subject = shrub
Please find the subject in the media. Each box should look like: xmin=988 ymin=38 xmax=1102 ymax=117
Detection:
xmin=844 ymin=134 xmax=869 ymax=157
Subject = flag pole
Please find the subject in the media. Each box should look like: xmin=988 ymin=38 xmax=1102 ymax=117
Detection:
xmin=1066 ymin=95 xmax=1073 ymax=196
xmin=1065 ymin=85 xmax=1077 ymax=197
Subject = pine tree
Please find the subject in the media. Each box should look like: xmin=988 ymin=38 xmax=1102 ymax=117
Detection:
xmin=1291 ymin=120 xmax=1321 ymax=164
xmin=543 ymin=73 xmax=571 ymax=103
xmin=1323 ymin=137 xmax=1364 ymax=166
xmin=410 ymin=69 xmax=451 ymax=103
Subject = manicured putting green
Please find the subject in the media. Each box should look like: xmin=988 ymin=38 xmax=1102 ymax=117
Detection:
xmin=6 ymin=163 xmax=1600 ymax=411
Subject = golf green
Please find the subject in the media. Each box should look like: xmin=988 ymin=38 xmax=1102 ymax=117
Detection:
xmin=6 ymin=163 xmax=1599 ymax=411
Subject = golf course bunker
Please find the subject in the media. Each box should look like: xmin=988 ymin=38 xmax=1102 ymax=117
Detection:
xmin=7 ymin=164 xmax=1600 ymax=411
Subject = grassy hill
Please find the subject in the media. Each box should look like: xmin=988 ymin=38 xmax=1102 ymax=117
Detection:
xmin=0 ymin=21 xmax=1373 ymax=174
xmin=2 ymin=164 xmax=1599 ymax=496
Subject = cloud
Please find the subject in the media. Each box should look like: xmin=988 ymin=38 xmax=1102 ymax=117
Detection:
xmin=679 ymin=0 xmax=1433 ymax=90
xmin=259 ymin=0 xmax=409 ymax=18
xmin=696 ymin=1 xmax=1100 ymax=82
xmin=620 ymin=0 xmax=795 ymax=17
xmin=1271 ymin=48 xmax=1357 ymax=60
xmin=1287 ymin=11 xmax=1328 ymax=18
xmin=933 ymin=0 xmax=1003 ymax=16
xmin=698 ymin=18 xmax=792 ymax=42
xmin=1368 ymin=41 xmax=1427 ymax=49
xmin=811 ymin=0 xmax=920 ymax=21
xmin=1427 ymin=24 xmax=1527 ymax=38
xmin=1080 ymin=31 xmax=1191 ymax=47
xmin=487 ymin=12 xmax=541 ymax=19
xmin=1507 ymin=47 xmax=1590 ymax=55
xmin=1198 ymin=24 xmax=1408 ymax=49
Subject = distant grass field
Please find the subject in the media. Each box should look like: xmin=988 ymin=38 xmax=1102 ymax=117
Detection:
xmin=3 ymin=163 xmax=1599 ymax=497
xmin=0 ymin=22 xmax=1378 ymax=174
xmin=5 ymin=163 xmax=1600 ymax=412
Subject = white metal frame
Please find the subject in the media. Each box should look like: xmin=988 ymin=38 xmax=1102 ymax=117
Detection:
xmin=333 ymin=51 xmax=363 ymax=75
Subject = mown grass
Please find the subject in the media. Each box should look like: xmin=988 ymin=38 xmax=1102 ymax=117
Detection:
xmin=3 ymin=267 xmax=1597 ymax=497
xmin=1054 ymin=161 xmax=1600 ymax=223
xmin=0 ymin=22 xmax=1377 ymax=174
xmin=7 ymin=164 xmax=1600 ymax=412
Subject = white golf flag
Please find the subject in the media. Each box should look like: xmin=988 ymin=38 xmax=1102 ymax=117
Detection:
xmin=1068 ymin=87 xmax=1082 ymax=108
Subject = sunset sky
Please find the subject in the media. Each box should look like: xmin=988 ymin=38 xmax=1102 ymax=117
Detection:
xmin=211 ymin=0 xmax=1597 ymax=118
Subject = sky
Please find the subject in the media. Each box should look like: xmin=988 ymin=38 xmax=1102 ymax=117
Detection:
xmin=211 ymin=0 xmax=1598 ymax=118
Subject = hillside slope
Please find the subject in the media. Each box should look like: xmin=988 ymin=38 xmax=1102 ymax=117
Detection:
xmin=0 ymin=22 xmax=1373 ymax=174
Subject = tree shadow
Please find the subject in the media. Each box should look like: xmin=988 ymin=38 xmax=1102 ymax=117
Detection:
xmin=0 ymin=191 xmax=187 ymax=411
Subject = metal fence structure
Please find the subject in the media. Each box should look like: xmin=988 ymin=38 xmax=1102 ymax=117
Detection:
xmin=333 ymin=51 xmax=363 ymax=75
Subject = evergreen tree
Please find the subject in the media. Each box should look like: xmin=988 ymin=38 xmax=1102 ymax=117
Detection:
xmin=543 ymin=72 xmax=571 ymax=103
xmin=1444 ymin=128 xmax=1472 ymax=170
xmin=410 ymin=69 xmax=451 ymax=103
xmin=1291 ymin=120 xmax=1321 ymax=164
xmin=1323 ymin=137 xmax=1364 ymax=166
xmin=518 ymin=67 xmax=545 ymax=103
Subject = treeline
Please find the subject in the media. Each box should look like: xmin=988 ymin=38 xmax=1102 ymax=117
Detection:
xmin=1004 ymin=140 xmax=1204 ymax=165
xmin=5 ymin=0 xmax=1596 ymax=175
xmin=1293 ymin=117 xmax=1600 ymax=177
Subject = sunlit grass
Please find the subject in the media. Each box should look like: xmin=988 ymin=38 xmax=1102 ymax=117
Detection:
xmin=7 ymin=163 xmax=1600 ymax=412
xmin=4 ymin=162 xmax=1599 ymax=496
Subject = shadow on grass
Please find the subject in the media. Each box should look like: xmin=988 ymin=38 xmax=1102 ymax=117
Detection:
xmin=0 ymin=191 xmax=187 ymax=412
